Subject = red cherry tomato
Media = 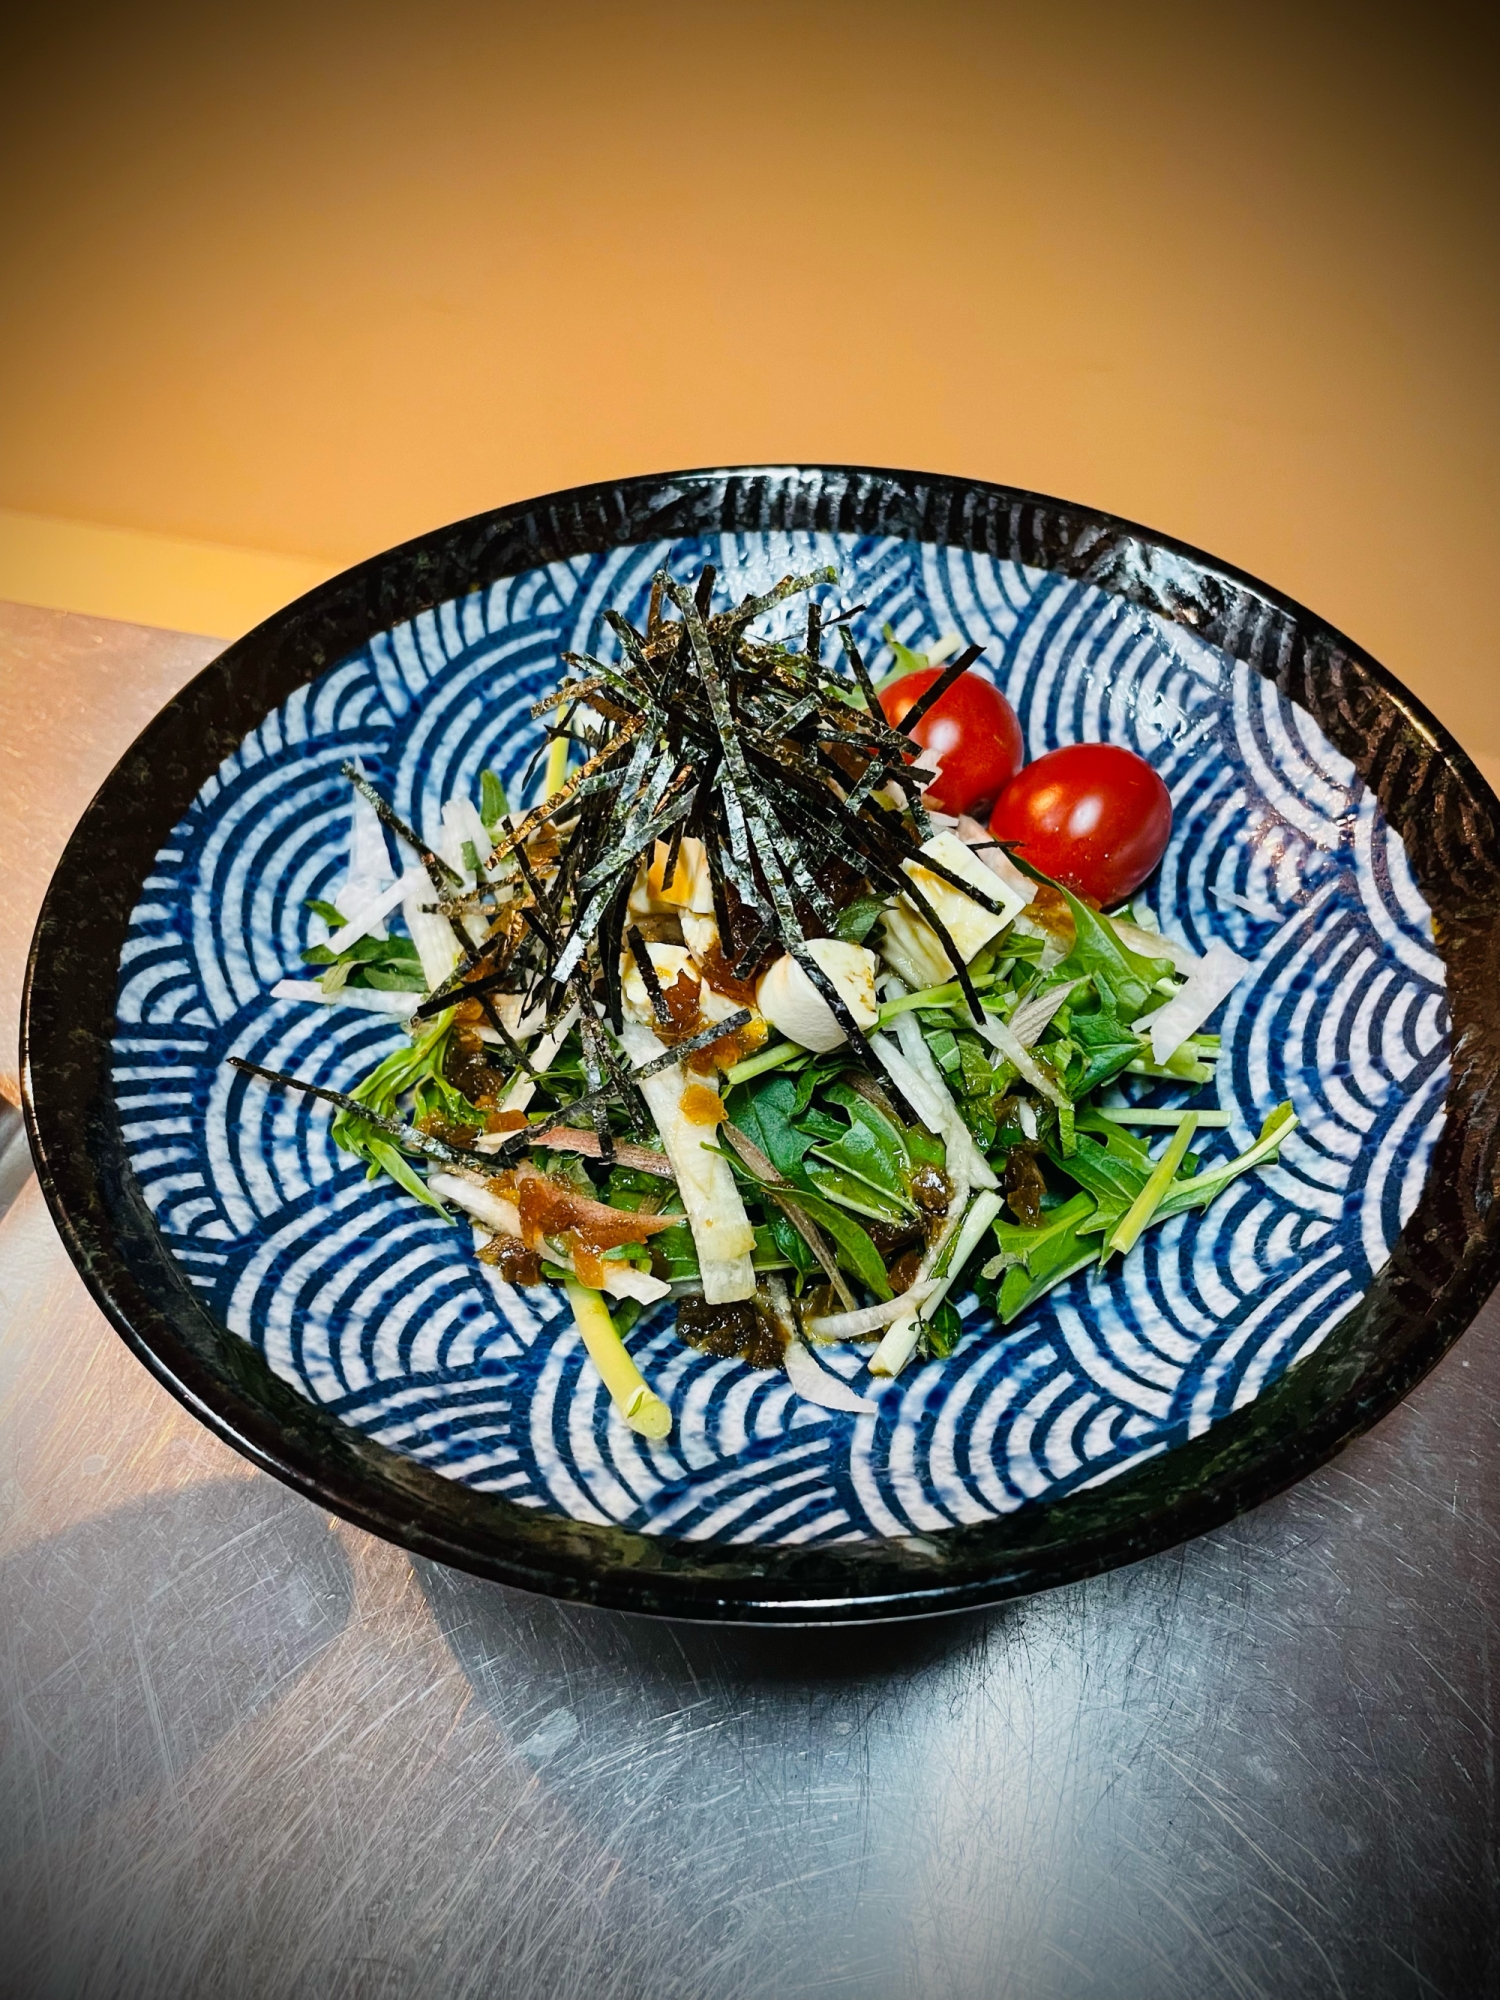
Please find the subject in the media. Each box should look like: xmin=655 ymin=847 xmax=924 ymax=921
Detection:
xmin=877 ymin=668 xmax=1024 ymax=818
xmin=988 ymin=744 xmax=1172 ymax=905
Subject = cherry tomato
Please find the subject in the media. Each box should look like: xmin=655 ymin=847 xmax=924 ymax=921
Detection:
xmin=877 ymin=668 xmax=1024 ymax=818
xmin=988 ymin=744 xmax=1172 ymax=905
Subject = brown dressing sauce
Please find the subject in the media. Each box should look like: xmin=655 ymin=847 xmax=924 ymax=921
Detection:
xmin=909 ymin=1163 xmax=952 ymax=1216
xmin=443 ymin=1023 xmax=507 ymax=1106
xmin=645 ymin=966 xmax=768 ymax=1076
xmin=1003 ymin=1145 xmax=1047 ymax=1226
xmin=477 ymin=1236 xmax=544 ymax=1285
xmin=675 ymin=1295 xmax=788 ymax=1371
xmin=696 ymin=945 xmax=760 ymax=1009
xmin=679 ymin=1083 xmax=724 ymax=1126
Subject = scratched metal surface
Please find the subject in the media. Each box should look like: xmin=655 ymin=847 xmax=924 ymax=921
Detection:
xmin=2 ymin=599 xmax=1497 ymax=1999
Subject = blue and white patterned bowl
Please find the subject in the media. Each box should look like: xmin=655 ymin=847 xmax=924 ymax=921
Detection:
xmin=23 ymin=469 xmax=1500 ymax=1619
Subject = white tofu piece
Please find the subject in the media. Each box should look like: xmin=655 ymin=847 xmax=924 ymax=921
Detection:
xmin=895 ymin=831 xmax=1029 ymax=971
xmin=621 ymin=940 xmax=751 ymax=1029
xmin=755 ymin=939 xmax=879 ymax=1052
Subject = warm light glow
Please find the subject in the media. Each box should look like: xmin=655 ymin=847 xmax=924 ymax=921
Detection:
xmin=0 ymin=0 xmax=1492 ymax=789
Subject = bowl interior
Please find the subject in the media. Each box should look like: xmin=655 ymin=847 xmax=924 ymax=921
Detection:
xmin=24 ymin=469 xmax=1500 ymax=1618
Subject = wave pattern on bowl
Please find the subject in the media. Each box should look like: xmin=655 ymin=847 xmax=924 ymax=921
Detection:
xmin=112 ymin=531 xmax=1447 ymax=1544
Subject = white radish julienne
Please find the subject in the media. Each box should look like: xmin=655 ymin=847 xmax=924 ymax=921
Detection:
xmin=1134 ymin=940 xmax=1248 ymax=1064
xmin=760 ymin=1275 xmax=878 ymax=1413
xmin=490 ymin=1002 xmax=580 ymax=1117
xmin=619 ymin=1019 xmax=756 ymax=1304
xmin=972 ymin=1009 xmax=1066 ymax=1107
xmin=782 ymin=1337 xmax=879 ymax=1414
xmin=869 ymin=1189 xmax=1004 ymax=1379
xmin=403 ymin=881 xmax=461 ymax=991
xmin=1006 ymin=978 xmax=1080 ymax=1049
xmin=803 ymin=1282 xmax=936 ymax=1342
xmin=880 ymin=1014 xmax=998 ymax=1191
xmin=326 ymin=866 xmax=428 ymax=955
xmin=269 ymin=979 xmax=418 ymax=1016
xmin=339 ymin=768 xmax=394 ymax=937
xmin=436 ymin=799 xmax=476 ymax=882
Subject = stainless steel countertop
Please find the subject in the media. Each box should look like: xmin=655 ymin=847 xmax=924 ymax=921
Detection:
xmin=2 ymin=598 xmax=1496 ymax=2000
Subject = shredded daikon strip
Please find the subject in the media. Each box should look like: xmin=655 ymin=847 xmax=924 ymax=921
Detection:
xmin=326 ymin=867 xmax=427 ymax=955
xmin=1134 ymin=940 xmax=1248 ymax=1064
xmin=620 ymin=1019 xmax=755 ymax=1304
xmin=760 ymin=1276 xmax=878 ymax=1412
xmin=430 ymin=1172 xmax=672 ymax=1305
xmin=339 ymin=765 xmax=394 ymax=937
xmin=1111 ymin=915 xmax=1200 ymax=974
xmin=869 ymin=1189 xmax=1003 ymax=1378
xmin=270 ymin=979 xmax=417 ymax=1017
xmin=782 ymin=1337 xmax=879 ymax=1413
xmin=972 ymin=1009 xmax=1066 ymax=1106
xmin=402 ymin=881 xmax=461 ymax=990
xmin=882 ymin=1014 xmax=998 ymax=1189
xmin=1007 ymin=978 xmax=1081 ymax=1049
xmin=449 ymin=795 xmax=503 ymax=879
xmin=804 ymin=1282 xmax=937 ymax=1342
xmin=429 ymin=1172 xmax=519 ymax=1234
xmin=497 ymin=1002 xmax=579 ymax=1115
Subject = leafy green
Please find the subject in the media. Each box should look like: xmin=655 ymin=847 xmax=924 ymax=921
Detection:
xmin=1126 ymin=1038 xmax=1217 ymax=1084
xmin=877 ymin=623 xmax=932 ymax=685
xmin=835 ymin=895 xmax=885 ymax=944
xmin=1106 ymin=1114 xmax=1200 ymax=1257
xmin=725 ymin=1072 xmax=821 ymax=1182
xmin=609 ymin=1297 xmax=644 ymax=1339
xmin=811 ymin=1117 xmax=907 ymax=1200
xmin=653 ymin=1221 xmax=701 ymax=1281
xmin=301 ymin=900 xmax=425 ymax=993
xmin=478 ymin=768 xmax=508 ymax=831
xmin=330 ymin=1016 xmax=473 ymax=1212
xmin=981 ymin=1191 xmax=1099 ymax=1321
xmin=1047 ymin=891 xmax=1173 ymax=1019
xmin=1041 ymin=1128 xmax=1146 ymax=1232
xmin=776 ymin=1187 xmax=892 ymax=1298
xmin=795 ymin=1106 xmax=846 ymax=1143
xmin=803 ymin=1158 xmax=911 ymax=1226
xmin=1153 ymin=1104 xmax=1297 ymax=1222
xmin=918 ymin=1298 xmax=963 ymax=1360
xmin=765 ymin=1211 xmax=817 ymax=1275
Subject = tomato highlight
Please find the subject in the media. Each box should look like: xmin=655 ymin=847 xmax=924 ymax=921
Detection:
xmin=988 ymin=743 xmax=1172 ymax=905
xmin=878 ymin=667 xmax=1023 ymax=819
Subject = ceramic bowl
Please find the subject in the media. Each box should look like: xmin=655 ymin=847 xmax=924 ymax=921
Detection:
xmin=22 ymin=467 xmax=1500 ymax=1620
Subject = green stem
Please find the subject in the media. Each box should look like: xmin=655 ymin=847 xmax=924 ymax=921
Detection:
xmin=876 ymin=974 xmax=996 ymax=1024
xmin=564 ymin=1280 xmax=671 ymax=1439
xmin=1107 ymin=1114 xmax=1198 ymax=1258
xmin=1094 ymin=1107 xmax=1230 ymax=1128
xmin=723 ymin=1040 xmax=804 ymax=1087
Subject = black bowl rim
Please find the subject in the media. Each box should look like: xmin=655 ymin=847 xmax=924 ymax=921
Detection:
xmin=20 ymin=462 xmax=1500 ymax=1623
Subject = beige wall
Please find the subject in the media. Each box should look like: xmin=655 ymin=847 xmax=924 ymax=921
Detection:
xmin=2 ymin=2 xmax=1496 ymax=772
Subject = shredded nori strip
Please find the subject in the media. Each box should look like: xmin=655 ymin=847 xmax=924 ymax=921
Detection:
xmin=626 ymin=924 xmax=672 ymax=1026
xmin=341 ymin=762 xmax=463 ymax=890
xmin=343 ymin=562 xmax=1013 ymax=1155
xmin=888 ymin=646 xmax=983 ymax=735
xmin=225 ymin=1057 xmax=497 ymax=1174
